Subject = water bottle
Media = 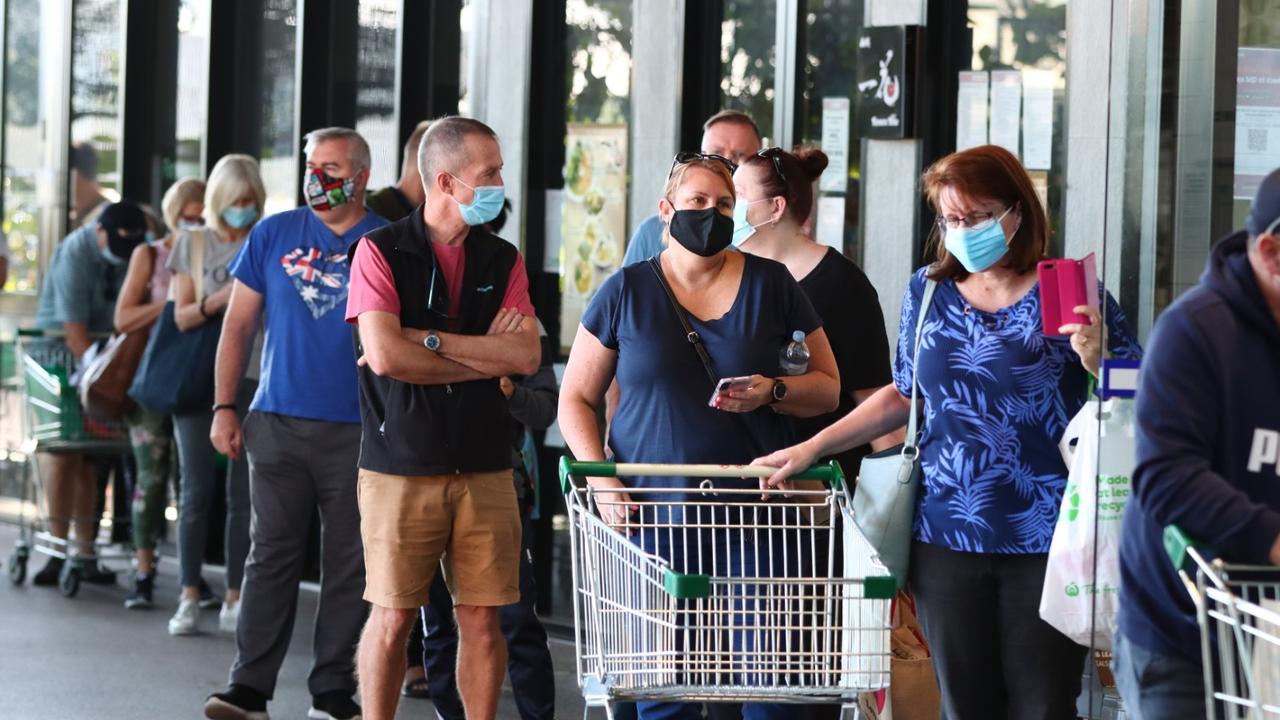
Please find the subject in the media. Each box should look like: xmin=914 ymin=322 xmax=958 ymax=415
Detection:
xmin=779 ymin=330 xmax=810 ymax=376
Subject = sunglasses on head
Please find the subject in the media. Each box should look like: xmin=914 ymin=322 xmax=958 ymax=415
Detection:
xmin=668 ymin=152 xmax=738 ymax=177
xmin=756 ymin=147 xmax=789 ymax=187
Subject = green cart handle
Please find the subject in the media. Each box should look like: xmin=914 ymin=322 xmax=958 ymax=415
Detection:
xmin=1163 ymin=525 xmax=1214 ymax=574
xmin=559 ymin=457 xmax=846 ymax=495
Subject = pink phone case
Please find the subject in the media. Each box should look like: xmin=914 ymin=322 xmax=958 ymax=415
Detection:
xmin=1038 ymin=253 xmax=1099 ymax=336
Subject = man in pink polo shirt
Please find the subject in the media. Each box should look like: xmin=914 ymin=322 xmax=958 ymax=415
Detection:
xmin=344 ymin=116 xmax=540 ymax=720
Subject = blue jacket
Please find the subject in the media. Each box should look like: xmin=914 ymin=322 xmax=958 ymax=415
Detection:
xmin=1117 ymin=230 xmax=1280 ymax=662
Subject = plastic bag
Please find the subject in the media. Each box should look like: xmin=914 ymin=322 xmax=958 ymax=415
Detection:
xmin=1039 ymin=398 xmax=1136 ymax=650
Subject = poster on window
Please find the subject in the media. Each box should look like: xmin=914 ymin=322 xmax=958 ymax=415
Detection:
xmin=558 ymin=124 xmax=628 ymax=353
xmin=1235 ymin=48 xmax=1280 ymax=199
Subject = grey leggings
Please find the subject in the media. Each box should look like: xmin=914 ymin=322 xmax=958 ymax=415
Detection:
xmin=173 ymin=380 xmax=256 ymax=590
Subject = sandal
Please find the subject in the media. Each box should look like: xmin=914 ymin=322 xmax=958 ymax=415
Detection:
xmin=401 ymin=677 xmax=431 ymax=699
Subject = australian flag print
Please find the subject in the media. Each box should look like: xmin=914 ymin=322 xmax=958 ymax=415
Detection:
xmin=280 ymin=247 xmax=349 ymax=319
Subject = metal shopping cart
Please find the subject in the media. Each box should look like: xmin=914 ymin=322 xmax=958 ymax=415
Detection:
xmin=560 ymin=459 xmax=895 ymax=719
xmin=6 ymin=328 xmax=133 ymax=597
xmin=1164 ymin=526 xmax=1280 ymax=719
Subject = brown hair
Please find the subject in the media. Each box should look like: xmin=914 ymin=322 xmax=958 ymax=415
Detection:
xmin=702 ymin=110 xmax=762 ymax=144
xmin=921 ymin=145 xmax=1048 ymax=281
xmin=739 ymin=146 xmax=828 ymax=224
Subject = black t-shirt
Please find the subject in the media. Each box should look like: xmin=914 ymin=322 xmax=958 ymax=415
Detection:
xmin=795 ymin=247 xmax=894 ymax=479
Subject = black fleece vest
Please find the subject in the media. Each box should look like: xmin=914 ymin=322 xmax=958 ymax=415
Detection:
xmin=349 ymin=210 xmax=517 ymax=476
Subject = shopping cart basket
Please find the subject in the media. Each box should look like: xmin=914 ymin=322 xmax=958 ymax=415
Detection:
xmin=1165 ymin=525 xmax=1280 ymax=719
xmin=560 ymin=458 xmax=895 ymax=718
xmin=7 ymin=329 xmax=132 ymax=597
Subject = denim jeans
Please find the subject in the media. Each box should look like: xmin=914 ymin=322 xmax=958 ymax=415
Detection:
xmin=173 ymin=380 xmax=255 ymax=590
xmin=1112 ymin=631 xmax=1206 ymax=720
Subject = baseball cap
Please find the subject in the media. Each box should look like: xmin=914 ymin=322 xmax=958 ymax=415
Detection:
xmin=98 ymin=201 xmax=148 ymax=260
xmin=1247 ymin=168 xmax=1280 ymax=238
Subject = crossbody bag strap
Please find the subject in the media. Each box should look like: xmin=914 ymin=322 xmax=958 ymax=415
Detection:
xmin=905 ymin=279 xmax=938 ymax=453
xmin=648 ymin=257 xmax=718 ymax=386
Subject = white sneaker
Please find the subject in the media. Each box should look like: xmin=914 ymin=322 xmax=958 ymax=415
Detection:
xmin=218 ymin=601 xmax=239 ymax=634
xmin=168 ymin=598 xmax=200 ymax=636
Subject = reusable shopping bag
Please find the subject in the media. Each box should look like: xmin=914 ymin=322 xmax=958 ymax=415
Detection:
xmin=1039 ymin=397 xmax=1136 ymax=650
xmin=853 ymin=279 xmax=936 ymax=588
xmin=857 ymin=591 xmax=941 ymax=720
xmin=129 ymin=229 xmax=220 ymax=414
xmin=78 ymin=246 xmax=156 ymax=420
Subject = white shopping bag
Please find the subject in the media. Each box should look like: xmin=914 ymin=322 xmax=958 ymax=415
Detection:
xmin=1039 ymin=399 xmax=1136 ymax=650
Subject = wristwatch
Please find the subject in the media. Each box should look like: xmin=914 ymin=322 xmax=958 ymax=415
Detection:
xmin=423 ymin=332 xmax=442 ymax=352
xmin=211 ymin=403 xmax=236 ymax=413
xmin=770 ymin=378 xmax=788 ymax=403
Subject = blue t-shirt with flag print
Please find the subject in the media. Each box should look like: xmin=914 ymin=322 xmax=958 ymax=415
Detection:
xmin=230 ymin=206 xmax=388 ymax=424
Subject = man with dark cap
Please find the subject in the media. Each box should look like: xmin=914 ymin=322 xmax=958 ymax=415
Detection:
xmin=1114 ymin=167 xmax=1280 ymax=718
xmin=69 ymin=142 xmax=112 ymax=228
xmin=29 ymin=201 xmax=149 ymax=586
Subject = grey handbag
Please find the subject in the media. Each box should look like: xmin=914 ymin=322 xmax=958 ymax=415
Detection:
xmin=853 ymin=278 xmax=936 ymax=589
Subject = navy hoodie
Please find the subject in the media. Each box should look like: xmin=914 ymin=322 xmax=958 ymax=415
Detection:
xmin=1117 ymin=231 xmax=1280 ymax=662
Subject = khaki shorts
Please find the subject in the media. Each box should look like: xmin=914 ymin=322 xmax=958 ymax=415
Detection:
xmin=357 ymin=468 xmax=520 ymax=609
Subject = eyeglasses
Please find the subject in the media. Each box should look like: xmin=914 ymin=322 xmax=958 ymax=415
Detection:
xmin=668 ymin=152 xmax=738 ymax=177
xmin=757 ymin=147 xmax=789 ymax=187
xmin=935 ymin=207 xmax=1012 ymax=232
xmin=426 ymin=263 xmax=456 ymax=320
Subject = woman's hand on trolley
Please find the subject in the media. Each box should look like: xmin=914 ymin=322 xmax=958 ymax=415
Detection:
xmin=1059 ymin=304 xmax=1107 ymax=377
xmin=751 ymin=440 xmax=821 ymax=499
xmin=587 ymin=476 xmax=638 ymax=531
xmin=711 ymin=374 xmax=774 ymax=414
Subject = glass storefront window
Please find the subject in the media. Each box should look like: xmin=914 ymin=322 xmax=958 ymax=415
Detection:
xmin=2 ymin=0 xmax=47 ymax=293
xmin=798 ymin=0 xmax=865 ymax=261
xmin=565 ymin=0 xmax=631 ymax=124
xmin=458 ymin=0 xmax=473 ymax=116
xmin=967 ymin=0 xmax=1068 ymax=253
xmin=69 ymin=0 xmax=123 ymax=225
xmin=356 ymin=0 xmax=399 ymax=189
xmin=721 ymin=0 xmax=778 ymax=144
xmin=175 ymin=0 xmax=210 ymax=184
xmin=260 ymin=0 xmax=298 ymax=215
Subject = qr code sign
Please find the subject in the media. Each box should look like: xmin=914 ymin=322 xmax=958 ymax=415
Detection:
xmin=1247 ymin=128 xmax=1268 ymax=152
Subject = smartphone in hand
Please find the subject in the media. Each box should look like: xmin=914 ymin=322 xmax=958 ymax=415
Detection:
xmin=708 ymin=375 xmax=753 ymax=407
xmin=1038 ymin=253 xmax=1099 ymax=336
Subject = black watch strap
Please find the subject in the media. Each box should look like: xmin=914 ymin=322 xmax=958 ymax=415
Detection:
xmin=212 ymin=403 xmax=236 ymax=413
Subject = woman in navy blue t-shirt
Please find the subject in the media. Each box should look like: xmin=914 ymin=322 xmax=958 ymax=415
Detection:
xmin=559 ymin=154 xmax=840 ymax=720
xmin=756 ymin=145 xmax=1142 ymax=720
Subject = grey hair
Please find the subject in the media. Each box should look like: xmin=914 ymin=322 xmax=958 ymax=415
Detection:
xmin=303 ymin=127 xmax=371 ymax=171
xmin=416 ymin=116 xmax=498 ymax=193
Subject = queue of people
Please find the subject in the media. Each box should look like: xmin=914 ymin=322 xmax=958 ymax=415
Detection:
xmin=16 ymin=100 xmax=1280 ymax=720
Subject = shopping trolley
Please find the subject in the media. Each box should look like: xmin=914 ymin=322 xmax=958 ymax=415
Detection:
xmin=560 ymin=458 xmax=895 ymax=718
xmin=1165 ymin=525 xmax=1280 ymax=719
xmin=6 ymin=328 xmax=133 ymax=597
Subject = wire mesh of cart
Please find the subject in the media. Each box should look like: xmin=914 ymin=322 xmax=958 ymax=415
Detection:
xmin=7 ymin=329 xmax=132 ymax=597
xmin=1164 ymin=525 xmax=1280 ymax=719
xmin=560 ymin=458 xmax=895 ymax=718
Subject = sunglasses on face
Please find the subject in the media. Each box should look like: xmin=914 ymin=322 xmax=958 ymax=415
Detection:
xmin=668 ymin=152 xmax=738 ymax=177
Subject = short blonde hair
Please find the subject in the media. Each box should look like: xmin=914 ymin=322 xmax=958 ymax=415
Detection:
xmin=204 ymin=154 xmax=267 ymax=237
xmin=662 ymin=158 xmax=735 ymax=204
xmin=161 ymin=177 xmax=206 ymax=231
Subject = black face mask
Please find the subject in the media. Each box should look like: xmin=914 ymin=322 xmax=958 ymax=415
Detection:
xmin=668 ymin=208 xmax=734 ymax=257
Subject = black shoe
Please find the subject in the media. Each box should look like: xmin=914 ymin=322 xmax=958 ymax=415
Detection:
xmin=204 ymin=683 xmax=269 ymax=720
xmin=197 ymin=578 xmax=222 ymax=609
xmin=307 ymin=691 xmax=361 ymax=720
xmin=31 ymin=557 xmax=64 ymax=586
xmin=124 ymin=573 xmax=154 ymax=609
xmin=79 ymin=561 xmax=118 ymax=585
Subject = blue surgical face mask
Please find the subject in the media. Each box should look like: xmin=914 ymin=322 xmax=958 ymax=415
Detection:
xmin=450 ymin=174 xmax=505 ymax=226
xmin=732 ymin=197 xmax=774 ymax=246
xmin=144 ymin=231 xmax=156 ymax=245
xmin=222 ymin=204 xmax=259 ymax=230
xmin=100 ymin=243 xmax=126 ymax=266
xmin=943 ymin=206 xmax=1016 ymax=273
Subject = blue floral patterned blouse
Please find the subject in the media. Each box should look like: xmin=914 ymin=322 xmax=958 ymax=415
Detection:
xmin=893 ymin=268 xmax=1142 ymax=554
